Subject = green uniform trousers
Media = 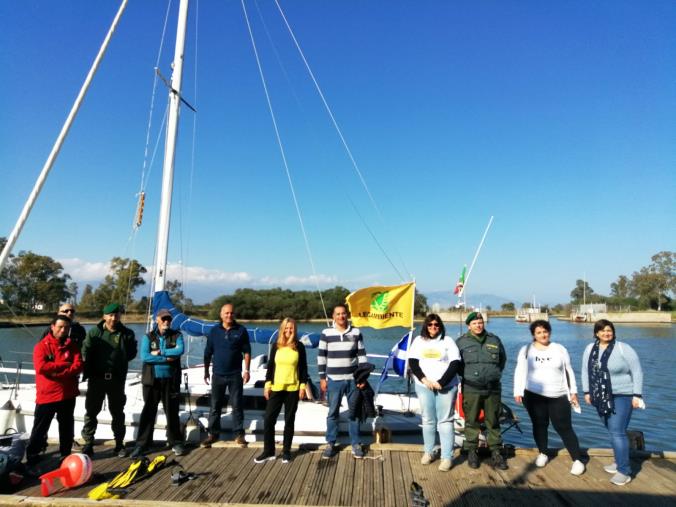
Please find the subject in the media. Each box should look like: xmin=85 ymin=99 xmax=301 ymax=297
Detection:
xmin=81 ymin=377 xmax=127 ymax=444
xmin=462 ymin=390 xmax=502 ymax=451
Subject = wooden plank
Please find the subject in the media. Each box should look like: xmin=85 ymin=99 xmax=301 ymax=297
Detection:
xmin=327 ymin=447 xmax=351 ymax=506
xmin=183 ymin=447 xmax=249 ymax=503
xmin=305 ymin=449 xmax=339 ymax=505
xmin=364 ymin=453 xmax=383 ymax=507
xmin=218 ymin=448 xmax=261 ymax=504
xmin=352 ymin=452 xmax=366 ymax=507
xmin=235 ymin=452 xmax=280 ymax=504
xmin=380 ymin=450 xmax=396 ymax=507
xmin=294 ymin=449 xmax=323 ymax=506
xmin=272 ymin=447 xmax=315 ymax=504
xmin=390 ymin=449 xmax=411 ymax=507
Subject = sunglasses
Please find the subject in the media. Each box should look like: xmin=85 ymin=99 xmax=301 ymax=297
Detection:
xmin=62 ymin=309 xmax=75 ymax=314
xmin=427 ymin=322 xmax=440 ymax=328
xmin=161 ymin=316 xmax=172 ymax=322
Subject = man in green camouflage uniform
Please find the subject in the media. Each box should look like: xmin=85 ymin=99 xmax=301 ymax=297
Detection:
xmin=456 ymin=312 xmax=508 ymax=470
xmin=81 ymin=303 xmax=137 ymax=457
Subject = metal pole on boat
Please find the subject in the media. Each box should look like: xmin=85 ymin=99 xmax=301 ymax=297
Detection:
xmin=403 ymin=280 xmax=417 ymax=415
xmin=0 ymin=0 xmax=129 ymax=273
xmin=153 ymin=0 xmax=190 ymax=293
xmin=457 ymin=215 xmax=494 ymax=302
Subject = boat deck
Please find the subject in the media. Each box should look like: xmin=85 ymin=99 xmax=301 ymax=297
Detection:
xmin=2 ymin=443 xmax=675 ymax=506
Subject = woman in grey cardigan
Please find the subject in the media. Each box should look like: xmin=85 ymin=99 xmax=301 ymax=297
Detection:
xmin=582 ymin=319 xmax=643 ymax=486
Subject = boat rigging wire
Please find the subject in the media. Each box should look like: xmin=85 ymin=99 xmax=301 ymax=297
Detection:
xmin=250 ymin=2 xmax=406 ymax=284
xmin=183 ymin=0 xmax=201 ymax=302
xmin=0 ymin=300 xmax=39 ymax=340
xmin=138 ymin=0 xmax=174 ymax=196
xmin=272 ymin=0 xmax=413 ymax=282
xmin=241 ymin=0 xmax=330 ymax=325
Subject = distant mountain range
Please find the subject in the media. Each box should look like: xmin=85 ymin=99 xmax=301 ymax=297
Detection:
xmin=423 ymin=291 xmax=513 ymax=311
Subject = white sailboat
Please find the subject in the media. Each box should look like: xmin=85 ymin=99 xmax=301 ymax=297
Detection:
xmin=0 ymin=0 xmax=425 ymax=449
xmin=0 ymin=0 xmax=520 ymax=452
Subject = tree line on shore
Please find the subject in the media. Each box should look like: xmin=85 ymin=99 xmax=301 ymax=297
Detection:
xmin=0 ymin=236 xmax=672 ymax=317
xmin=496 ymin=251 xmax=674 ymax=313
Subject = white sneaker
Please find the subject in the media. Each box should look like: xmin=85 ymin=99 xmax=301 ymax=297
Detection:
xmin=438 ymin=459 xmax=452 ymax=472
xmin=570 ymin=460 xmax=585 ymax=476
xmin=610 ymin=472 xmax=632 ymax=486
xmin=603 ymin=463 xmax=617 ymax=474
xmin=420 ymin=453 xmax=434 ymax=465
xmin=535 ymin=453 xmax=549 ymax=467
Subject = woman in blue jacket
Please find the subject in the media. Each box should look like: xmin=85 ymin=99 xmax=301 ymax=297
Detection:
xmin=582 ymin=319 xmax=643 ymax=486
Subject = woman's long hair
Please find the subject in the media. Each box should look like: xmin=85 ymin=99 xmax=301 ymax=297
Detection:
xmin=421 ymin=313 xmax=445 ymax=339
xmin=276 ymin=317 xmax=298 ymax=350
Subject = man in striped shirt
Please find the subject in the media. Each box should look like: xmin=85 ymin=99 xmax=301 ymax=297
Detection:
xmin=318 ymin=304 xmax=367 ymax=459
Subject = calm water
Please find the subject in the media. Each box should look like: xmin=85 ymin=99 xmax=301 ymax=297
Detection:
xmin=2 ymin=318 xmax=674 ymax=450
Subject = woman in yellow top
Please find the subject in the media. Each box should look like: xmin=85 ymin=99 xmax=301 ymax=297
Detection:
xmin=254 ymin=317 xmax=308 ymax=463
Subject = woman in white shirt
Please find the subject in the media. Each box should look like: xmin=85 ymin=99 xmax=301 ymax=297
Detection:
xmin=408 ymin=313 xmax=461 ymax=472
xmin=513 ymin=320 xmax=584 ymax=476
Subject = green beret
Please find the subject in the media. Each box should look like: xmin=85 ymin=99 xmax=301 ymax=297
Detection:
xmin=103 ymin=303 xmax=121 ymax=314
xmin=465 ymin=311 xmax=483 ymax=325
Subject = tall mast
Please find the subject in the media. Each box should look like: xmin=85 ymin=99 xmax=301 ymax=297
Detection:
xmin=153 ymin=0 xmax=190 ymax=293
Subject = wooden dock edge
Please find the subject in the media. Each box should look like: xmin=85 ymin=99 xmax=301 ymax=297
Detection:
xmin=54 ymin=437 xmax=676 ymax=458
xmin=0 ymin=496 xmax=316 ymax=507
xmin=187 ymin=439 xmax=676 ymax=459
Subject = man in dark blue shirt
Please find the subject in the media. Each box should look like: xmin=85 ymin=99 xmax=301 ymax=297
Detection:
xmin=202 ymin=303 xmax=251 ymax=448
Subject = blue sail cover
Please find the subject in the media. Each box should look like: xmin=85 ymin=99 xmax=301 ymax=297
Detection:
xmin=151 ymin=290 xmax=321 ymax=348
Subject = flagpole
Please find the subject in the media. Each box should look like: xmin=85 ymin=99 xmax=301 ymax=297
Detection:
xmin=458 ymin=215 xmax=494 ymax=300
xmin=401 ymin=280 xmax=416 ymax=380
xmin=403 ymin=279 xmax=416 ymax=415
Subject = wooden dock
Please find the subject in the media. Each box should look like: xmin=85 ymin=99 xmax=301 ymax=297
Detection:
xmin=2 ymin=442 xmax=675 ymax=506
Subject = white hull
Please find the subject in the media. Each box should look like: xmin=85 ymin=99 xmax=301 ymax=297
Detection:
xmin=1 ymin=357 xmax=437 ymax=448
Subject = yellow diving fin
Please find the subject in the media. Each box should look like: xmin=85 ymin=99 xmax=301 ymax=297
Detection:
xmin=88 ymin=458 xmax=145 ymax=500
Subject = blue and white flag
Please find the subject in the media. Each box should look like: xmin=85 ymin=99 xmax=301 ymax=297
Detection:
xmin=376 ymin=332 xmax=414 ymax=394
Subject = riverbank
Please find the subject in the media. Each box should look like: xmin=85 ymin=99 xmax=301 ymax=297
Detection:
xmin=3 ymin=311 xmax=673 ymax=328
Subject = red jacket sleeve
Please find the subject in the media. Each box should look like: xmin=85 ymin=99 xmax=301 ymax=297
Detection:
xmin=49 ymin=345 xmax=84 ymax=380
xmin=34 ymin=341 xmax=67 ymax=376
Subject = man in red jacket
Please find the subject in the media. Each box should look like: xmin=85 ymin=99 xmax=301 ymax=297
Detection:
xmin=26 ymin=315 xmax=83 ymax=466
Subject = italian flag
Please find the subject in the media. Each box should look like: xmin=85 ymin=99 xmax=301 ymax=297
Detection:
xmin=453 ymin=265 xmax=466 ymax=295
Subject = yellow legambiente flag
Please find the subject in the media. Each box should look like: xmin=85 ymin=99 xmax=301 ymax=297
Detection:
xmin=346 ymin=282 xmax=415 ymax=329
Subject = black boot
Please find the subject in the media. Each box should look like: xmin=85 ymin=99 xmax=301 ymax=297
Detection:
xmin=81 ymin=443 xmax=94 ymax=457
xmin=491 ymin=449 xmax=508 ymax=470
xmin=467 ymin=448 xmax=480 ymax=469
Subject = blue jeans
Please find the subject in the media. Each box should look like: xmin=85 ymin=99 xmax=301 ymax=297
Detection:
xmin=208 ymin=373 xmax=244 ymax=436
xmin=326 ymin=378 xmax=360 ymax=446
xmin=414 ymin=383 xmax=457 ymax=460
xmin=601 ymin=395 xmax=633 ymax=475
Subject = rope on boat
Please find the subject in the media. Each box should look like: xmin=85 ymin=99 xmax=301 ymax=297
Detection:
xmin=272 ymin=0 xmax=412 ymax=282
xmin=241 ymin=0 xmax=330 ymax=325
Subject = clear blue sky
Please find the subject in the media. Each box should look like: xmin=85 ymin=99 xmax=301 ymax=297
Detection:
xmin=1 ymin=0 xmax=675 ymax=305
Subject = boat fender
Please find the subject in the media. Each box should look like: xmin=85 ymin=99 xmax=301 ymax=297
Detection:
xmin=183 ymin=414 xmax=205 ymax=443
xmin=372 ymin=406 xmax=392 ymax=444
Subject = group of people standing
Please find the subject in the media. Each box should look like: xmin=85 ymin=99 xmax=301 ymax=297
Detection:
xmin=402 ymin=312 xmax=644 ymax=486
xmin=27 ymin=302 xmax=187 ymax=466
xmin=513 ymin=318 xmax=643 ymax=485
xmin=27 ymin=301 xmax=644 ymax=487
